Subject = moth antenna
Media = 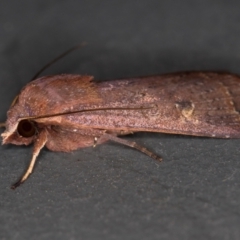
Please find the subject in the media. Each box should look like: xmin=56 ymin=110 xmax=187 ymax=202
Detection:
xmin=20 ymin=106 xmax=153 ymax=121
xmin=7 ymin=43 xmax=87 ymax=110
xmin=31 ymin=42 xmax=87 ymax=81
xmin=11 ymin=130 xmax=48 ymax=189
xmin=98 ymin=133 xmax=162 ymax=162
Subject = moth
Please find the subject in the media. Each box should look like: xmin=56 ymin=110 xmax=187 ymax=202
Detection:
xmin=2 ymin=67 xmax=240 ymax=188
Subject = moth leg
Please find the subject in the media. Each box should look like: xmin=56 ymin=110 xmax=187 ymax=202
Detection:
xmin=11 ymin=129 xmax=48 ymax=189
xmin=98 ymin=133 xmax=162 ymax=162
xmin=0 ymin=122 xmax=5 ymax=128
xmin=93 ymin=137 xmax=98 ymax=147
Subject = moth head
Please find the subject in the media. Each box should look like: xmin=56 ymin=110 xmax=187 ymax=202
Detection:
xmin=2 ymin=119 xmax=37 ymax=146
xmin=1 ymin=100 xmax=37 ymax=146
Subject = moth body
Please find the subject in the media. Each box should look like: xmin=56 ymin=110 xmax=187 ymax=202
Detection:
xmin=2 ymin=71 xmax=240 ymax=188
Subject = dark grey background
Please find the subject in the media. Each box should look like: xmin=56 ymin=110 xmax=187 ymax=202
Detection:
xmin=1 ymin=1 xmax=240 ymax=239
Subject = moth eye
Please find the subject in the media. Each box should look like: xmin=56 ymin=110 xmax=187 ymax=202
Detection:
xmin=17 ymin=120 xmax=36 ymax=138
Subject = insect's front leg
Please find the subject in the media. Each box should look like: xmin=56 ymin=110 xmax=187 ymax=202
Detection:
xmin=11 ymin=128 xmax=48 ymax=189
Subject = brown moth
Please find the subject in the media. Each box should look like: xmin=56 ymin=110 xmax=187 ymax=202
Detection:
xmin=2 ymin=71 xmax=240 ymax=188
